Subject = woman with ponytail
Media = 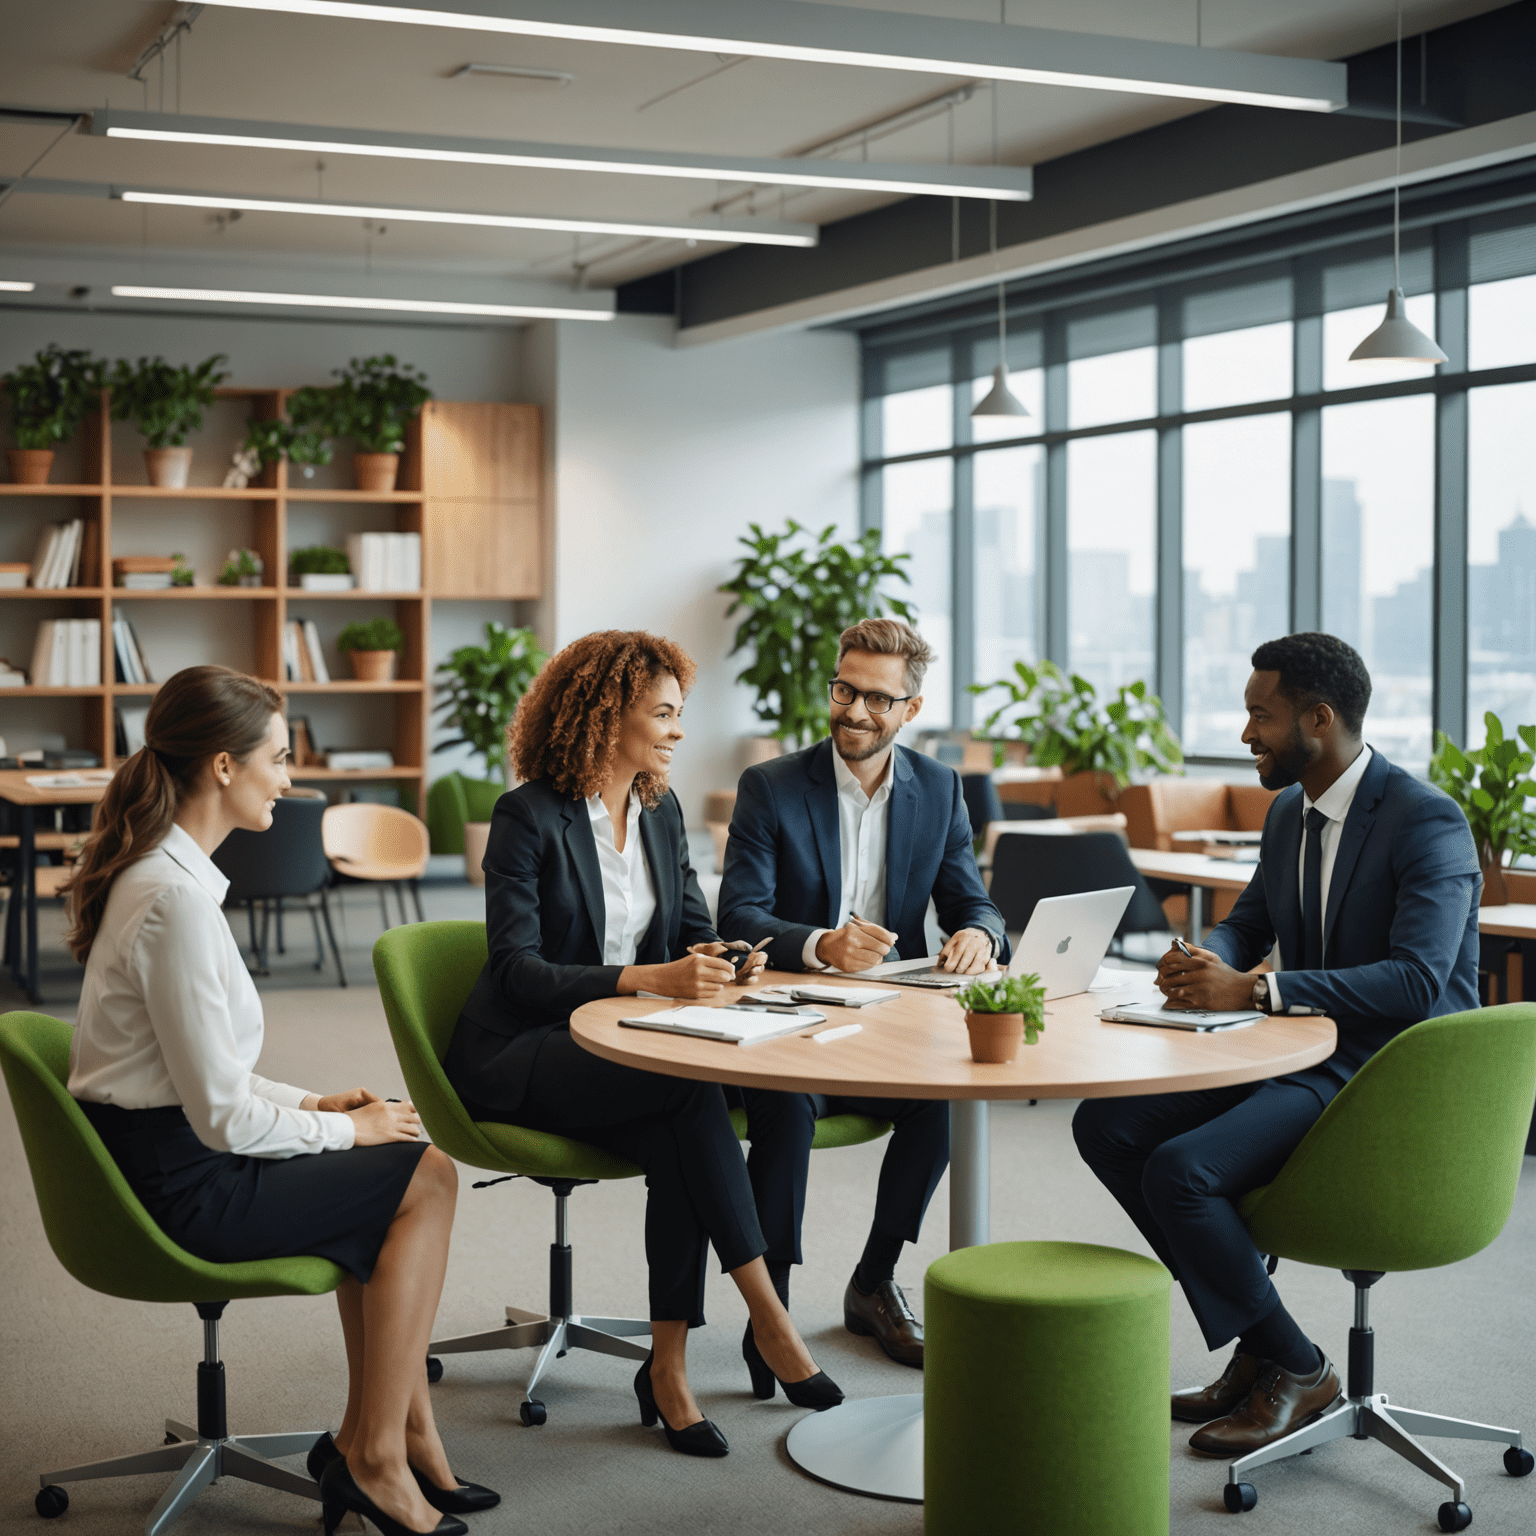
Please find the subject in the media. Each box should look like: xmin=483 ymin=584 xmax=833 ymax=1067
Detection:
xmin=67 ymin=666 xmax=495 ymax=1536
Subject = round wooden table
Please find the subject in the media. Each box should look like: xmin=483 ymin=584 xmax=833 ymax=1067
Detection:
xmin=570 ymin=970 xmax=1335 ymax=1503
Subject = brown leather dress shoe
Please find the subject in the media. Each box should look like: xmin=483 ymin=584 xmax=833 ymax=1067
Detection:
xmin=1188 ymin=1354 xmax=1342 ymax=1456
xmin=1171 ymin=1350 xmax=1262 ymax=1423
xmin=843 ymin=1275 xmax=924 ymax=1367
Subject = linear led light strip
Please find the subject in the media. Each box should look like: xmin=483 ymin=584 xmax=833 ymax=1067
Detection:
xmin=198 ymin=0 xmax=1348 ymax=112
xmin=99 ymin=114 xmax=1033 ymax=201
xmin=118 ymin=189 xmax=818 ymax=246
xmin=0 ymin=280 xmax=37 ymax=291
xmin=110 ymin=285 xmax=613 ymax=319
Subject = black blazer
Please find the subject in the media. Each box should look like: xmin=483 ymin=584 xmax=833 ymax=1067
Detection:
xmin=453 ymin=778 xmax=718 ymax=1114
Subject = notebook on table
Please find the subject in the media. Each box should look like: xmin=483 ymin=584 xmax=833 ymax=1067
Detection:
xmin=619 ymin=1005 xmax=825 ymax=1046
xmin=1098 ymin=1000 xmax=1263 ymax=1032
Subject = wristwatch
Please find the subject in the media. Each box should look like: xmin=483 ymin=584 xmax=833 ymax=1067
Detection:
xmin=1252 ymin=975 xmax=1272 ymax=1013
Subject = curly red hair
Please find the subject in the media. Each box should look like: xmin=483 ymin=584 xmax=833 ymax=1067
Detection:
xmin=510 ymin=630 xmax=697 ymax=808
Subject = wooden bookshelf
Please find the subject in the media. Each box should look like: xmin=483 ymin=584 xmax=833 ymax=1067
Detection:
xmin=2 ymin=390 xmax=542 ymax=811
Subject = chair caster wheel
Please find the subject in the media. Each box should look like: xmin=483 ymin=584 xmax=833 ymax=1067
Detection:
xmin=1437 ymin=1501 xmax=1472 ymax=1532
xmin=1505 ymin=1446 xmax=1534 ymax=1477
xmin=36 ymin=1486 xmax=68 ymax=1519
xmin=1223 ymin=1483 xmax=1257 ymax=1513
xmin=425 ymin=1356 xmax=443 ymax=1384
xmin=520 ymin=1399 xmax=547 ymax=1427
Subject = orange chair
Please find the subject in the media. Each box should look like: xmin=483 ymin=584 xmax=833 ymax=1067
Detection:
xmin=321 ymin=803 xmax=430 ymax=929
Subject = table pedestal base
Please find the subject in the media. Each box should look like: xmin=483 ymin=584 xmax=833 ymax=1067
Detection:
xmin=784 ymin=1393 xmax=924 ymax=1503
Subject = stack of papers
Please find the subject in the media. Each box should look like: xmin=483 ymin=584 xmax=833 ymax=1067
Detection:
xmin=620 ymin=1006 xmax=825 ymax=1046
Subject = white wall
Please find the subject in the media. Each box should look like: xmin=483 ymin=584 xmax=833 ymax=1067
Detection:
xmin=531 ymin=313 xmax=860 ymax=826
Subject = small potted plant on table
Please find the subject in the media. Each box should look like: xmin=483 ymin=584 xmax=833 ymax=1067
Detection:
xmin=110 ymin=354 xmax=230 ymax=487
xmin=338 ymin=616 xmax=406 ymax=682
xmin=954 ymin=973 xmax=1046 ymax=1064
xmin=3 ymin=345 xmax=105 ymax=484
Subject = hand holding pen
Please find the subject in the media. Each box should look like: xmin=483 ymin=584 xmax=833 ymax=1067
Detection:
xmin=813 ymin=910 xmax=898 ymax=973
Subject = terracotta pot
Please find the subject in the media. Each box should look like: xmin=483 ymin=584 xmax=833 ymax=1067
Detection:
xmin=144 ymin=447 xmax=192 ymax=488
xmin=464 ymin=820 xmax=491 ymax=887
xmin=7 ymin=449 xmax=54 ymax=485
xmin=1054 ymin=770 xmax=1122 ymax=818
xmin=740 ymin=735 xmax=783 ymax=770
xmin=353 ymin=452 xmax=399 ymax=493
xmin=348 ymin=649 xmax=396 ymax=682
xmin=965 ymin=1011 xmax=1025 ymax=1064
xmin=1481 ymin=845 xmax=1509 ymax=907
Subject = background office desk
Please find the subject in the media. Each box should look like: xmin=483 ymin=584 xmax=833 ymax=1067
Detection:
xmin=571 ymin=975 xmax=1335 ymax=1502
xmin=1476 ymin=904 xmax=1536 ymax=1002
xmin=1129 ymin=845 xmax=1257 ymax=937
xmin=0 ymin=769 xmax=112 ymax=1004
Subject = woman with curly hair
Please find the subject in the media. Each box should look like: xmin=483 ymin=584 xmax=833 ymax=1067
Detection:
xmin=445 ymin=630 xmax=842 ymax=1457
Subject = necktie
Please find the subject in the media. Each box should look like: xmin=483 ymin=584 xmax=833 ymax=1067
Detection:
xmin=1302 ymin=807 xmax=1327 ymax=971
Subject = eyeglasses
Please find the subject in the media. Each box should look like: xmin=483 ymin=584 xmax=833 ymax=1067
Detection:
xmin=828 ymin=679 xmax=914 ymax=715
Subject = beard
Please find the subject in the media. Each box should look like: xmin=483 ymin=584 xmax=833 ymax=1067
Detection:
xmin=1256 ymin=721 xmax=1313 ymax=790
xmin=832 ymin=713 xmax=901 ymax=762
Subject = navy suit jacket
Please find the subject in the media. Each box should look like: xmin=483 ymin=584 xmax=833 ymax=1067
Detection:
xmin=451 ymin=778 xmax=717 ymax=1115
xmin=1203 ymin=748 xmax=1480 ymax=1105
xmin=716 ymin=737 xmax=1007 ymax=972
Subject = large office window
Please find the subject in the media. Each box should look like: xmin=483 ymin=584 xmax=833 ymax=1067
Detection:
xmin=859 ymin=185 xmax=1536 ymax=762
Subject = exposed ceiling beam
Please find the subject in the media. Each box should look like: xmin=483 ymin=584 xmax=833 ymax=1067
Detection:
xmin=86 ymin=107 xmax=1035 ymax=200
xmin=197 ymin=0 xmax=1349 ymax=112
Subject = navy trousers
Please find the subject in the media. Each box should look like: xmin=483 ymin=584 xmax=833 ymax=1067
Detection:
xmin=1072 ymin=1081 xmax=1325 ymax=1351
xmin=738 ymin=1089 xmax=950 ymax=1267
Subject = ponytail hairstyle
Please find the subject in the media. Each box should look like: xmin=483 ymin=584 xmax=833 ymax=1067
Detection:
xmin=65 ymin=665 xmax=283 ymax=963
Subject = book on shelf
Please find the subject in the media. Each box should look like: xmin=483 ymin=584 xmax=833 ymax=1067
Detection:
xmin=346 ymin=532 xmax=421 ymax=592
xmin=303 ymin=619 xmax=329 ymax=683
xmin=0 ymin=563 xmax=28 ymax=589
xmin=29 ymin=619 xmax=101 ymax=686
xmin=30 ymin=519 xmax=85 ymax=590
xmin=111 ymin=618 xmax=150 ymax=684
xmin=283 ymin=619 xmax=329 ymax=682
xmin=114 ymin=703 xmax=150 ymax=758
xmin=118 ymin=573 xmax=174 ymax=589
xmin=113 ymin=557 xmax=176 ymax=590
xmin=0 ymin=657 xmax=26 ymax=686
xmin=325 ymin=750 xmax=395 ymax=771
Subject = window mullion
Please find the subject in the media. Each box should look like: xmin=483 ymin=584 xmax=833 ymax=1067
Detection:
xmin=1433 ymin=219 xmax=1471 ymax=745
xmin=951 ymin=338 xmax=974 ymax=730
xmin=1156 ymin=294 xmax=1184 ymax=732
xmin=1291 ymin=256 xmax=1323 ymax=633
xmin=1043 ymin=312 xmax=1069 ymax=665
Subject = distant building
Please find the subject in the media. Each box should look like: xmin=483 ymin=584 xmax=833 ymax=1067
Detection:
xmin=1322 ymin=478 xmax=1363 ymax=652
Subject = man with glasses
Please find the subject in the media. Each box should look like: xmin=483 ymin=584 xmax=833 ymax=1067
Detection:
xmin=718 ymin=618 xmax=1006 ymax=1368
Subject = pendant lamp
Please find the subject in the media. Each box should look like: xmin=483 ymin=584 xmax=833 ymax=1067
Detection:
xmin=972 ymin=180 xmax=1029 ymax=418
xmin=1349 ymin=3 xmax=1447 ymax=366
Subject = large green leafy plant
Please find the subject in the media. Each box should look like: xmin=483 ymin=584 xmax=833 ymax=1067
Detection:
xmin=971 ymin=659 xmax=1182 ymax=791
xmin=1430 ymin=715 xmax=1536 ymax=888
xmin=3 ymin=344 xmax=106 ymax=449
xmin=720 ymin=519 xmax=915 ymax=747
xmin=110 ymin=354 xmax=230 ymax=448
xmin=434 ymin=622 xmax=548 ymax=782
xmin=325 ymin=355 xmax=432 ymax=454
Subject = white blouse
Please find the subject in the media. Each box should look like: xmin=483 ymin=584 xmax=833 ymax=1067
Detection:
xmin=586 ymin=791 xmax=658 ymax=966
xmin=69 ymin=821 xmax=355 ymax=1159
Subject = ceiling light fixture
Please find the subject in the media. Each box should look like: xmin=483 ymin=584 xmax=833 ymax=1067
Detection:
xmin=117 ymin=188 xmax=818 ymax=246
xmin=196 ymin=0 xmax=1347 ymax=112
xmin=93 ymin=109 xmax=1033 ymax=201
xmin=0 ymin=279 xmax=37 ymax=291
xmin=1349 ymin=3 xmax=1447 ymax=367
xmin=109 ymin=284 xmax=613 ymax=319
xmin=451 ymin=62 xmax=573 ymax=85
xmin=972 ymin=187 xmax=1027 ymax=419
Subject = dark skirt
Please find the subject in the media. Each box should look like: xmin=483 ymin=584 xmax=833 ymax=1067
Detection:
xmin=81 ymin=1102 xmax=429 ymax=1283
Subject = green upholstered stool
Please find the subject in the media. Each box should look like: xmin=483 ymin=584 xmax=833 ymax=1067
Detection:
xmin=373 ymin=920 xmax=652 ymax=1427
xmin=0 ymin=1011 xmax=342 ymax=1536
xmin=425 ymin=772 xmax=503 ymax=856
xmin=728 ymin=1104 xmax=894 ymax=1154
xmin=1219 ymin=1004 xmax=1536 ymax=1530
xmin=925 ymin=1240 xmax=1172 ymax=1536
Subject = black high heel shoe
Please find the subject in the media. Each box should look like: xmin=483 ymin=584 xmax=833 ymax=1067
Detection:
xmin=412 ymin=1466 xmax=501 ymax=1515
xmin=308 ymin=1430 xmax=341 ymax=1485
xmin=742 ymin=1322 xmax=845 ymax=1410
xmin=318 ymin=1457 xmax=468 ymax=1536
xmin=633 ymin=1353 xmax=729 ymax=1457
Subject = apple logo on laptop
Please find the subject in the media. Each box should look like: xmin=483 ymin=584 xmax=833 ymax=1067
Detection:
xmin=1056 ymin=935 xmax=1071 ymax=954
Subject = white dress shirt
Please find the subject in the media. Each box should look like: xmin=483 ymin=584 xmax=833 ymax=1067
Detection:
xmin=1268 ymin=745 xmax=1373 ymax=1011
xmin=587 ymin=791 xmax=658 ymax=966
xmin=802 ymin=749 xmax=894 ymax=969
xmin=70 ymin=822 xmax=354 ymax=1158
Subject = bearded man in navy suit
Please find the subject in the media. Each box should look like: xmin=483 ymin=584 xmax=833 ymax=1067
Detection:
xmin=1073 ymin=632 xmax=1480 ymax=1457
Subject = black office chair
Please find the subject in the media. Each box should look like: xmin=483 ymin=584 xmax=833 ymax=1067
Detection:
xmin=1002 ymin=802 xmax=1057 ymax=821
xmin=959 ymin=773 xmax=1004 ymax=842
xmin=989 ymin=830 xmax=1168 ymax=947
xmin=212 ymin=793 xmax=347 ymax=986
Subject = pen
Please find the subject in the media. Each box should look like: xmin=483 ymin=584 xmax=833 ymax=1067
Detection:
xmin=1172 ymin=937 xmax=1194 ymax=958
xmin=809 ymin=1023 xmax=863 ymax=1045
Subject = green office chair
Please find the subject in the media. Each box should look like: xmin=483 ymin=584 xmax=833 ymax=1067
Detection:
xmin=0 ymin=1012 xmax=341 ymax=1536
xmin=372 ymin=920 xmax=894 ymax=1424
xmin=1219 ymin=1003 xmax=1536 ymax=1531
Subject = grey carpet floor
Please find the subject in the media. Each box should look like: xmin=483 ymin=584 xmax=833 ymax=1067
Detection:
xmin=2 ymin=886 xmax=1534 ymax=1535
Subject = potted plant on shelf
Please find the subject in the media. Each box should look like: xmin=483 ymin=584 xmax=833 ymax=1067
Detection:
xmin=970 ymin=660 xmax=1183 ymax=815
xmin=109 ymin=354 xmax=230 ymax=487
xmin=720 ymin=518 xmax=916 ymax=757
xmin=434 ymin=621 xmax=548 ymax=881
xmin=323 ymin=355 xmax=432 ymax=493
xmin=290 ymin=545 xmax=354 ymax=592
xmin=217 ymin=548 xmax=264 ymax=588
xmin=170 ymin=552 xmax=194 ymax=588
xmin=337 ymin=616 xmax=406 ymax=682
xmin=954 ymin=973 xmax=1046 ymax=1064
xmin=1429 ymin=714 xmax=1536 ymax=907
xmin=283 ymin=386 xmax=339 ymax=481
xmin=2 ymin=344 xmax=106 ymax=484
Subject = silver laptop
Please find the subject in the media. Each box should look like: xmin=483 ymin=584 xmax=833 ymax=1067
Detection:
xmin=872 ymin=886 xmax=1136 ymax=1000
